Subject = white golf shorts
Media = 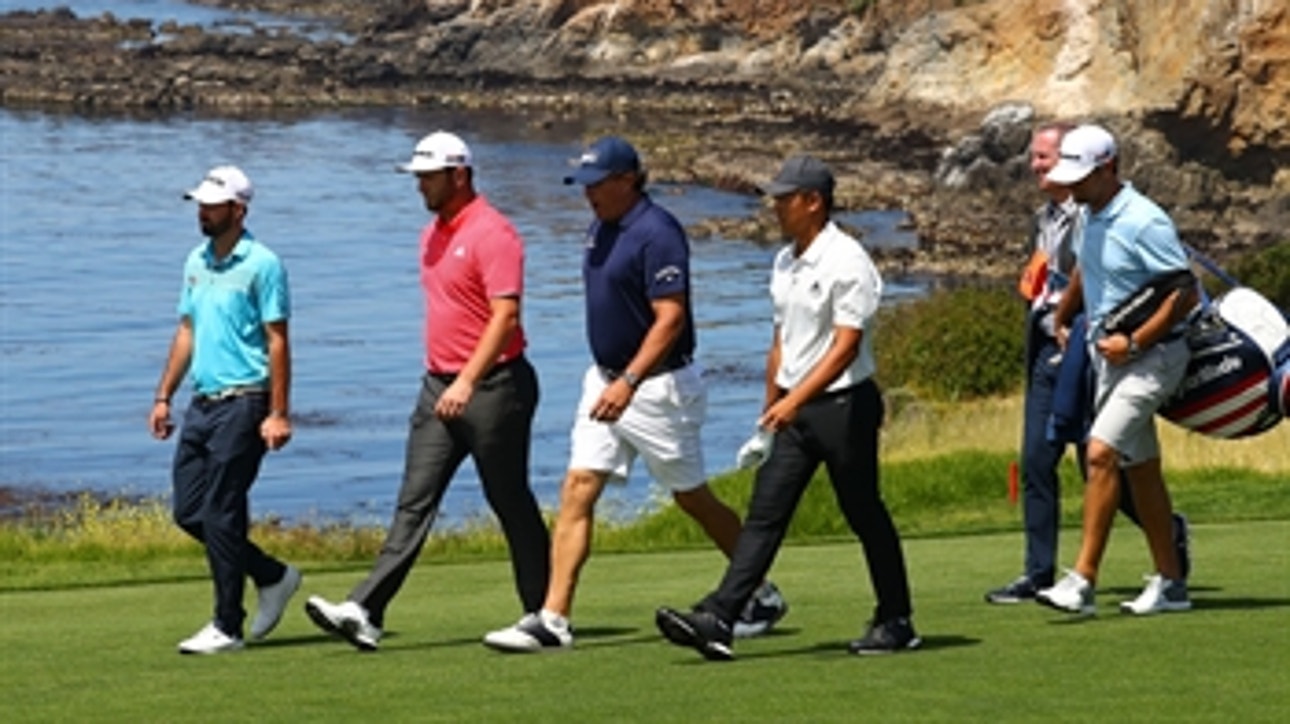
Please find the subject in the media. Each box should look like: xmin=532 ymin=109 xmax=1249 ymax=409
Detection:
xmin=568 ymin=363 xmax=708 ymax=492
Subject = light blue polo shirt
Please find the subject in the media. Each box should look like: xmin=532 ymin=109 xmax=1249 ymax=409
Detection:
xmin=177 ymin=231 xmax=290 ymax=395
xmin=1073 ymin=183 xmax=1189 ymax=336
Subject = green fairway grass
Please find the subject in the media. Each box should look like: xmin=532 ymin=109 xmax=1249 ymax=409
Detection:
xmin=3 ymin=520 xmax=1286 ymax=722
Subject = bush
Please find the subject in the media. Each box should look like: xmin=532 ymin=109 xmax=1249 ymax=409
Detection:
xmin=1225 ymin=242 xmax=1290 ymax=310
xmin=875 ymin=285 xmax=1026 ymax=400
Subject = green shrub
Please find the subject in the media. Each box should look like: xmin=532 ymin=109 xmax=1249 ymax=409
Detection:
xmin=847 ymin=0 xmax=875 ymax=15
xmin=875 ymin=285 xmax=1026 ymax=400
xmin=1225 ymin=241 xmax=1290 ymax=309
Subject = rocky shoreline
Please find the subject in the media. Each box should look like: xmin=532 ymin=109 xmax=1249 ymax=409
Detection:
xmin=3 ymin=2 xmax=1286 ymax=277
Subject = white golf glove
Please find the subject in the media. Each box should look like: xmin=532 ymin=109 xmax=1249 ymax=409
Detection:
xmin=735 ymin=427 xmax=775 ymax=470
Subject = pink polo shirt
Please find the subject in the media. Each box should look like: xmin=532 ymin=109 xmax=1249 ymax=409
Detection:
xmin=420 ymin=195 xmax=526 ymax=373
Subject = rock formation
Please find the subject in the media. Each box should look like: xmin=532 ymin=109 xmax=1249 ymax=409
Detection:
xmin=1 ymin=0 xmax=1285 ymax=274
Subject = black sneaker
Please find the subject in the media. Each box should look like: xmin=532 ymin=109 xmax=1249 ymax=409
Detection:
xmin=848 ymin=617 xmax=921 ymax=655
xmin=1173 ymin=513 xmax=1191 ymax=581
xmin=984 ymin=575 xmax=1041 ymax=604
xmin=655 ymin=607 xmax=734 ymax=661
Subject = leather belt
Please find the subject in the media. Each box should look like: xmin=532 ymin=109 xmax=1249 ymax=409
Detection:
xmin=599 ymin=357 xmax=691 ymax=383
xmin=193 ymin=385 xmax=267 ymax=404
xmin=427 ymin=356 xmax=523 ymax=383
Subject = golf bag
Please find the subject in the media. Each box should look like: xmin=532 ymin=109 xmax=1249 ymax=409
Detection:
xmin=1158 ymin=250 xmax=1290 ymax=438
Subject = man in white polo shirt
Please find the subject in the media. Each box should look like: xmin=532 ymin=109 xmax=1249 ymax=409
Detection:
xmin=655 ymin=154 xmax=919 ymax=661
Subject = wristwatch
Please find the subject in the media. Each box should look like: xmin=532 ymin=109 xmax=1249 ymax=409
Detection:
xmin=621 ymin=370 xmax=642 ymax=389
xmin=1126 ymin=334 xmax=1141 ymax=359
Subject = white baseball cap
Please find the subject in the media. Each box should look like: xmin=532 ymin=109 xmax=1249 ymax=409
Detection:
xmin=398 ymin=131 xmax=473 ymax=173
xmin=184 ymin=165 xmax=253 ymax=205
xmin=1046 ymin=124 xmax=1117 ymax=185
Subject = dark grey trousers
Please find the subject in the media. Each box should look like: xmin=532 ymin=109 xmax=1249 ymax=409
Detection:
xmin=348 ymin=357 xmax=550 ymax=627
xmin=701 ymin=378 xmax=914 ymax=624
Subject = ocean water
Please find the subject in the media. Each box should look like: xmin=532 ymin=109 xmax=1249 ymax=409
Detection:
xmin=0 ymin=4 xmax=926 ymax=527
xmin=0 ymin=0 xmax=345 ymax=38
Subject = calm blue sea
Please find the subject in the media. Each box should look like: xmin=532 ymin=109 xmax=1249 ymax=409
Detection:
xmin=0 ymin=1 xmax=925 ymax=526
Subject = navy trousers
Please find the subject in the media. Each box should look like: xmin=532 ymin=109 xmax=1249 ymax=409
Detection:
xmin=172 ymin=393 xmax=287 ymax=637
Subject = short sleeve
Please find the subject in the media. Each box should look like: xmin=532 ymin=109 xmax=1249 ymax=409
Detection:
xmin=643 ymin=219 xmax=690 ymax=299
xmin=257 ymin=256 xmax=291 ymax=323
xmin=475 ymin=220 xmax=525 ymax=299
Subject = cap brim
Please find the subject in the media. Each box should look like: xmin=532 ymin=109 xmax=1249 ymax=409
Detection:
xmin=398 ymin=160 xmax=453 ymax=174
xmin=1045 ymin=160 xmax=1095 ymax=185
xmin=758 ymin=181 xmax=802 ymax=197
xmin=183 ymin=187 xmax=239 ymax=204
xmin=563 ymin=167 xmax=613 ymax=186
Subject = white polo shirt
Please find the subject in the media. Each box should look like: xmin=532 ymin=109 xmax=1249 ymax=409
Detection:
xmin=770 ymin=221 xmax=882 ymax=392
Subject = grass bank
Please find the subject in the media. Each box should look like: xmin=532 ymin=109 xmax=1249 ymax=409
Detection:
xmin=3 ymin=393 xmax=1287 ymax=591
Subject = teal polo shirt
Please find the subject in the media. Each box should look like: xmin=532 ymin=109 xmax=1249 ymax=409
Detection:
xmin=177 ymin=231 xmax=290 ymax=395
xmin=1074 ymin=183 xmax=1189 ymax=334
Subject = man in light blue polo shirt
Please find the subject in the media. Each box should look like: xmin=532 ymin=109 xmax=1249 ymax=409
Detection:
xmin=148 ymin=165 xmax=301 ymax=654
xmin=1041 ymin=125 xmax=1197 ymax=617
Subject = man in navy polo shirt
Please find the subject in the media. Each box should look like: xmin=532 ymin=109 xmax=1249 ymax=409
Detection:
xmin=149 ymin=165 xmax=301 ymax=654
xmin=484 ymin=136 xmax=786 ymax=652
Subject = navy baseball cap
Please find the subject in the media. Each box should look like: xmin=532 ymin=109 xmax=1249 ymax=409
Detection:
xmin=563 ymin=136 xmax=641 ymax=185
xmin=759 ymin=154 xmax=835 ymax=198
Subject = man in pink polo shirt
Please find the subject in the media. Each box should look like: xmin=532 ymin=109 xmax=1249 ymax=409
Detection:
xmin=304 ymin=131 xmax=550 ymax=651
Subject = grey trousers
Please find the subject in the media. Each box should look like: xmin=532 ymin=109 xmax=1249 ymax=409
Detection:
xmin=348 ymin=357 xmax=550 ymax=627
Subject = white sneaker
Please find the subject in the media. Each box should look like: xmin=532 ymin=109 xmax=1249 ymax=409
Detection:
xmin=483 ymin=612 xmax=573 ymax=652
xmin=733 ymin=581 xmax=789 ymax=638
xmin=304 ymin=595 xmax=382 ymax=651
xmin=1036 ymin=570 xmax=1095 ymax=615
xmin=1120 ymin=574 xmax=1191 ymax=615
xmin=249 ymin=565 xmax=302 ymax=640
xmin=178 ymin=622 xmax=244 ymax=655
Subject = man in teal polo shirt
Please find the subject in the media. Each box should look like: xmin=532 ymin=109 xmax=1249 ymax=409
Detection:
xmin=148 ymin=165 xmax=301 ymax=654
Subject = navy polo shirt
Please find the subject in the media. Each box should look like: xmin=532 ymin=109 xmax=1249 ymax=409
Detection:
xmin=582 ymin=196 xmax=696 ymax=371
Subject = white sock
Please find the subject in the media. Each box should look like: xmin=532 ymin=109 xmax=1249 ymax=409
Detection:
xmin=539 ymin=609 xmax=569 ymax=631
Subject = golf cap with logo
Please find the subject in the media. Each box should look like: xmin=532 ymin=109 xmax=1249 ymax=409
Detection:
xmin=184 ymin=165 xmax=253 ymax=205
xmin=398 ymin=131 xmax=473 ymax=173
xmin=759 ymin=154 xmax=835 ymax=200
xmin=1046 ymin=124 xmax=1117 ymax=185
xmin=564 ymin=136 xmax=641 ymax=185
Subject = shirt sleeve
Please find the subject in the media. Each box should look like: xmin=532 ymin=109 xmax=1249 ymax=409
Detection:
xmin=475 ymin=220 xmax=525 ymax=299
xmin=1135 ymin=217 xmax=1189 ymax=273
xmin=176 ymin=252 xmax=195 ymax=317
xmin=256 ymin=256 xmax=291 ymax=323
xmin=643 ymin=219 xmax=690 ymax=300
xmin=832 ymin=252 xmax=881 ymax=330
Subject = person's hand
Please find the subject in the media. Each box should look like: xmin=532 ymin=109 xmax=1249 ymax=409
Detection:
xmin=1055 ymin=324 xmax=1070 ymax=352
xmin=735 ymin=427 xmax=774 ymax=469
xmin=148 ymin=400 xmax=175 ymax=440
xmin=1095 ymin=333 xmax=1133 ymax=366
xmin=261 ymin=413 xmax=292 ymax=451
xmin=590 ymin=379 xmax=634 ymax=423
xmin=759 ymin=397 xmax=800 ymax=432
xmin=435 ymin=378 xmax=475 ymax=419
